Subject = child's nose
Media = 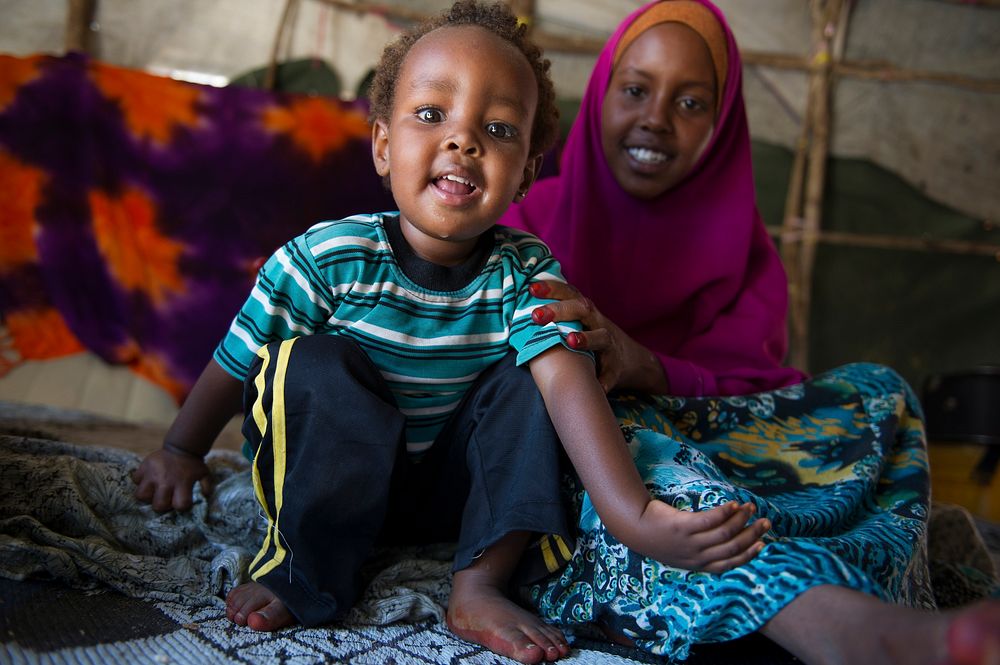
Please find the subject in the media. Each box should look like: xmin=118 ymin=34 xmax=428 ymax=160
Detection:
xmin=444 ymin=127 xmax=482 ymax=156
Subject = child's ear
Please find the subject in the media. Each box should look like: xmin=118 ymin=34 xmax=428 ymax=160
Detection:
xmin=372 ymin=119 xmax=390 ymax=177
xmin=514 ymin=154 xmax=544 ymax=202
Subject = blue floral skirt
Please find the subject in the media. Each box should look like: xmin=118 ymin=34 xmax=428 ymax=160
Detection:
xmin=528 ymin=363 xmax=933 ymax=661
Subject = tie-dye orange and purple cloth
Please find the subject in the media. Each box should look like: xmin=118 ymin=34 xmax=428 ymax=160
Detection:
xmin=0 ymin=53 xmax=394 ymax=402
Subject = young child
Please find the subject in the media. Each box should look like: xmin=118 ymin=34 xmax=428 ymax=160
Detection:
xmin=132 ymin=2 xmax=769 ymax=663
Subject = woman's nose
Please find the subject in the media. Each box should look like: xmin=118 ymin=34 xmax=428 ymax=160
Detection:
xmin=640 ymin=97 xmax=673 ymax=134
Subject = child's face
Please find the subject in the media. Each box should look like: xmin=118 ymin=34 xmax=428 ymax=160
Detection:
xmin=601 ymin=22 xmax=716 ymax=200
xmin=372 ymin=25 xmax=541 ymax=266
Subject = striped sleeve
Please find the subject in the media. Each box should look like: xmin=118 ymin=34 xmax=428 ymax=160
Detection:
xmin=502 ymin=229 xmax=592 ymax=366
xmin=214 ymin=228 xmax=337 ymax=380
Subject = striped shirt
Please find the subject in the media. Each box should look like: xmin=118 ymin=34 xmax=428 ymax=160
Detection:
xmin=215 ymin=212 xmax=586 ymax=454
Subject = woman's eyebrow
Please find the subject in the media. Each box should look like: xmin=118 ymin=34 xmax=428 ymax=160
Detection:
xmin=615 ymin=65 xmax=653 ymax=78
xmin=615 ymin=66 xmax=714 ymax=90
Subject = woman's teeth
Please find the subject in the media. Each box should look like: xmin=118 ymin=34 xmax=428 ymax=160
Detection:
xmin=627 ymin=147 xmax=667 ymax=164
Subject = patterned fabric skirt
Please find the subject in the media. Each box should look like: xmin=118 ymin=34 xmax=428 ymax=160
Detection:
xmin=528 ymin=363 xmax=934 ymax=661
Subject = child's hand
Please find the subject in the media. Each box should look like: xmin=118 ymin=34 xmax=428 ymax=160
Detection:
xmin=633 ymin=499 xmax=769 ymax=573
xmin=132 ymin=448 xmax=213 ymax=513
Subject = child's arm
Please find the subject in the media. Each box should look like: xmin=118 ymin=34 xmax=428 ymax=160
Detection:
xmin=132 ymin=359 xmax=243 ymax=512
xmin=529 ymin=347 xmax=769 ymax=573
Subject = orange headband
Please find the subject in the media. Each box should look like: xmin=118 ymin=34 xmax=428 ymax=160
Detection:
xmin=613 ymin=1 xmax=728 ymax=100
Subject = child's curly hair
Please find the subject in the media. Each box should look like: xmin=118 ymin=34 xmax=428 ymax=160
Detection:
xmin=368 ymin=0 xmax=559 ymax=158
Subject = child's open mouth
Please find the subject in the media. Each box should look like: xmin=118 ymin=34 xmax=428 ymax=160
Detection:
xmin=434 ymin=173 xmax=478 ymax=196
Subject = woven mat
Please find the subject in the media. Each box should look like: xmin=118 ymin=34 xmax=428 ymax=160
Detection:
xmin=4 ymin=401 xmax=998 ymax=664
xmin=0 ymin=577 xmax=801 ymax=665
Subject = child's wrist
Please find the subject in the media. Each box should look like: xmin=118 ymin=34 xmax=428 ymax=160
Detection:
xmin=162 ymin=442 xmax=205 ymax=460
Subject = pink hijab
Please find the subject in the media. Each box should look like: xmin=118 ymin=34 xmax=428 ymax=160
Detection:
xmin=502 ymin=0 xmax=806 ymax=396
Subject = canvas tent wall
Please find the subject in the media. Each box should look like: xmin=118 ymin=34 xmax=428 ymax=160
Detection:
xmin=0 ymin=0 xmax=997 ymax=423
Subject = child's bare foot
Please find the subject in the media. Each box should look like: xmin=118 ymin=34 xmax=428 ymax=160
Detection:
xmin=945 ymin=600 xmax=1000 ymax=665
xmin=226 ymin=582 xmax=296 ymax=632
xmin=447 ymin=568 xmax=570 ymax=664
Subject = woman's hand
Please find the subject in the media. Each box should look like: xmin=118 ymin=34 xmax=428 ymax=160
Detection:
xmin=530 ymin=280 xmax=668 ymax=393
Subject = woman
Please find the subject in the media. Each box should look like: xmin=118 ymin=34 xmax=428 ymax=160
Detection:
xmin=502 ymin=1 xmax=999 ymax=663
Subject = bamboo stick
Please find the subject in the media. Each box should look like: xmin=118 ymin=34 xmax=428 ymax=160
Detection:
xmin=833 ymin=60 xmax=1000 ymax=94
xmin=784 ymin=0 xmax=847 ymax=372
xmin=266 ymin=0 xmax=300 ymax=91
xmin=778 ymin=146 xmax=808 ymax=363
xmin=312 ymin=0 xmax=603 ymax=55
xmin=65 ymin=0 xmax=98 ymax=55
xmin=311 ymin=0 xmax=429 ymax=24
xmin=766 ymin=226 xmax=1000 ymax=260
xmin=780 ymin=3 xmax=818 ymax=372
xmin=531 ymin=32 xmax=605 ymax=55
xmin=741 ymin=51 xmax=1000 ymax=94
xmin=934 ymin=0 xmax=1000 ymax=6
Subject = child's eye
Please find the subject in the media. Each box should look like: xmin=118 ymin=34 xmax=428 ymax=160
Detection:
xmin=416 ymin=107 xmax=444 ymax=123
xmin=486 ymin=122 xmax=518 ymax=140
xmin=624 ymin=85 xmax=645 ymax=98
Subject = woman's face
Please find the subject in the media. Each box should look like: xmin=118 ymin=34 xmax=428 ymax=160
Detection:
xmin=601 ymin=22 xmax=717 ymax=200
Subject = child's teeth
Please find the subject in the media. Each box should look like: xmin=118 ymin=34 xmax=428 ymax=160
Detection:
xmin=442 ymin=174 xmax=473 ymax=187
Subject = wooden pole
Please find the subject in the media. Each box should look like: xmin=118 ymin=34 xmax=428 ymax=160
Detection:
xmin=65 ymin=0 xmax=98 ymax=55
xmin=266 ymin=0 xmax=300 ymax=91
xmin=935 ymin=0 xmax=1000 ymax=6
xmin=766 ymin=226 xmax=1000 ymax=259
xmin=741 ymin=51 xmax=1000 ymax=94
xmin=779 ymin=21 xmax=816 ymax=371
xmin=782 ymin=0 xmax=848 ymax=372
xmin=312 ymin=0 xmax=428 ymax=24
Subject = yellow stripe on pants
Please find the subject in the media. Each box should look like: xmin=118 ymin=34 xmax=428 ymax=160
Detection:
xmin=539 ymin=534 xmax=574 ymax=574
xmin=249 ymin=338 xmax=296 ymax=578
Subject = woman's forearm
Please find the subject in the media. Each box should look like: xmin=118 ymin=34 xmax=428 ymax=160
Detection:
xmin=619 ymin=336 xmax=671 ymax=394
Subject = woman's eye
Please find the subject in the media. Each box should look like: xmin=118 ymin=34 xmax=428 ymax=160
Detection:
xmin=624 ymin=85 xmax=644 ymax=98
xmin=486 ymin=122 xmax=518 ymax=140
xmin=678 ymin=97 xmax=707 ymax=113
xmin=416 ymin=108 xmax=443 ymax=123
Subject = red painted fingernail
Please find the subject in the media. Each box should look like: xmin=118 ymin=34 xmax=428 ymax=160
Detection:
xmin=567 ymin=332 xmax=582 ymax=348
xmin=530 ymin=282 xmax=550 ymax=297
xmin=532 ymin=307 xmax=553 ymax=324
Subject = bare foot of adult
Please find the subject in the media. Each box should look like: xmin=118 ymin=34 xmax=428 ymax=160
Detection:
xmin=447 ymin=568 xmax=570 ymax=664
xmin=226 ymin=582 xmax=296 ymax=632
xmin=946 ymin=600 xmax=1000 ymax=665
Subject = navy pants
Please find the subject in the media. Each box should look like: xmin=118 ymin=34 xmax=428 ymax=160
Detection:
xmin=242 ymin=335 xmax=571 ymax=626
